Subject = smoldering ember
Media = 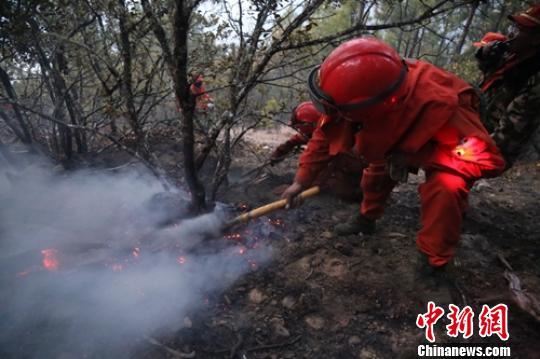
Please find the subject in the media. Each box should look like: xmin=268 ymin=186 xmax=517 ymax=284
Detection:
xmin=1 ymin=1 xmax=539 ymax=358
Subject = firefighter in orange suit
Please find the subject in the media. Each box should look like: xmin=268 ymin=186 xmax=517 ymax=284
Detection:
xmin=270 ymin=102 xmax=320 ymax=164
xmin=473 ymin=4 xmax=540 ymax=166
xmin=281 ymin=37 xmax=506 ymax=301
xmin=189 ymin=73 xmax=212 ymax=112
xmin=271 ymin=102 xmax=365 ymax=201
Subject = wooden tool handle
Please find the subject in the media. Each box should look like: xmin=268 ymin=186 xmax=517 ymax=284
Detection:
xmin=225 ymin=185 xmax=320 ymax=229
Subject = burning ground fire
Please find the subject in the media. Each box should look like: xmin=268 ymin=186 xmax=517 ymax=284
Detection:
xmin=16 ymin=248 xmax=60 ymax=276
xmin=41 ymin=248 xmax=59 ymax=271
xmin=14 ymin=216 xmax=284 ymax=279
xmin=4 ymin=213 xmax=277 ymax=357
xmin=0 ymin=163 xmax=278 ymax=357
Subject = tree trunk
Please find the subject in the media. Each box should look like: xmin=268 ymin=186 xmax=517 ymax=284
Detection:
xmin=435 ymin=20 xmax=450 ymax=66
xmin=492 ymin=2 xmax=507 ymax=32
xmin=0 ymin=66 xmax=33 ymax=144
xmin=352 ymin=1 xmax=366 ymax=34
xmin=454 ymin=0 xmax=479 ymax=57
xmin=174 ymin=0 xmax=206 ymax=212
xmin=0 ymin=136 xmax=17 ymax=168
xmin=396 ymin=0 xmax=408 ymax=54
xmin=210 ymin=124 xmax=232 ymax=202
xmin=415 ymin=27 xmax=425 ymax=58
xmin=54 ymin=49 xmax=87 ymax=153
xmin=28 ymin=18 xmax=74 ymax=159
xmin=117 ymin=0 xmax=144 ymax=151
xmin=142 ymin=0 xmax=205 ymax=206
xmin=407 ymin=27 xmax=421 ymax=58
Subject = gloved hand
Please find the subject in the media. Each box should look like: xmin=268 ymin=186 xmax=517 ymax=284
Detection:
xmin=269 ymin=156 xmax=281 ymax=166
xmin=280 ymin=181 xmax=305 ymax=208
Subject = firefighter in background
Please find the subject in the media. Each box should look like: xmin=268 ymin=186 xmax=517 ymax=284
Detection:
xmin=269 ymin=102 xmax=319 ymax=164
xmin=189 ymin=72 xmax=213 ymax=112
xmin=270 ymin=101 xmax=365 ymax=201
xmin=472 ymin=32 xmax=508 ymax=132
xmin=472 ymin=32 xmax=508 ymax=83
xmin=281 ymin=37 xmax=505 ymax=302
xmin=474 ymin=4 xmax=540 ymax=166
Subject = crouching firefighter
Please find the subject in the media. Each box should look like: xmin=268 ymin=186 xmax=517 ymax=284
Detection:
xmin=281 ymin=37 xmax=506 ymax=304
xmin=271 ymin=101 xmax=365 ymax=201
xmin=270 ymin=102 xmax=320 ymax=164
xmin=474 ymin=4 xmax=540 ymax=166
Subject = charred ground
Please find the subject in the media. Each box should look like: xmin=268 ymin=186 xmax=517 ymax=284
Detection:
xmin=1 ymin=133 xmax=538 ymax=359
xmin=134 ymin=135 xmax=540 ymax=359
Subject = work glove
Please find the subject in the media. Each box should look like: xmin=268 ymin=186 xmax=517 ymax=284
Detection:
xmin=280 ymin=181 xmax=305 ymax=209
xmin=269 ymin=156 xmax=281 ymax=166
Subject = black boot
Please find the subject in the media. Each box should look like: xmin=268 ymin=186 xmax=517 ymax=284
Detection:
xmin=413 ymin=252 xmax=458 ymax=306
xmin=334 ymin=214 xmax=376 ymax=236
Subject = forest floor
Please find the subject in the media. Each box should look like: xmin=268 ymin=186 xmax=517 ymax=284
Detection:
xmin=135 ymin=129 xmax=540 ymax=359
xmin=2 ymin=128 xmax=539 ymax=359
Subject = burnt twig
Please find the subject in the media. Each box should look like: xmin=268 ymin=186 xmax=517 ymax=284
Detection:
xmin=244 ymin=335 xmax=301 ymax=353
xmin=229 ymin=332 xmax=244 ymax=359
xmin=211 ymin=334 xmax=301 ymax=357
xmin=144 ymin=335 xmax=196 ymax=358
xmin=304 ymin=267 xmax=314 ymax=281
xmin=497 ymin=252 xmax=514 ymax=271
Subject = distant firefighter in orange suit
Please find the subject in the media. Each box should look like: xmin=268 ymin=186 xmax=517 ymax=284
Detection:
xmin=189 ymin=72 xmax=213 ymax=112
xmin=270 ymin=101 xmax=364 ymax=201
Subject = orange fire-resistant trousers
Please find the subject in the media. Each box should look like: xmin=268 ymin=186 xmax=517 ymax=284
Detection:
xmin=360 ymin=149 xmax=501 ymax=267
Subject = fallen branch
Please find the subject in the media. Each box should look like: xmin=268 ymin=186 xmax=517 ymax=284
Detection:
xmin=497 ymin=252 xmax=514 ymax=271
xmin=229 ymin=332 xmax=244 ymax=359
xmin=144 ymin=335 xmax=196 ymax=358
xmin=244 ymin=335 xmax=301 ymax=353
xmin=211 ymin=334 xmax=301 ymax=357
xmin=477 ymin=253 xmax=540 ymax=322
xmin=304 ymin=267 xmax=314 ymax=281
xmin=503 ymin=270 xmax=540 ymax=322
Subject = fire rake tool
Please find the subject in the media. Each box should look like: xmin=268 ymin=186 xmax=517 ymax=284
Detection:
xmin=222 ymin=185 xmax=320 ymax=231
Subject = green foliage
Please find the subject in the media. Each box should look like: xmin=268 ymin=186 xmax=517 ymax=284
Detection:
xmin=0 ymin=0 xmax=55 ymax=61
xmin=0 ymin=0 xmax=535 ymax=169
xmin=310 ymin=1 xmax=355 ymax=38
xmin=260 ymin=97 xmax=283 ymax=128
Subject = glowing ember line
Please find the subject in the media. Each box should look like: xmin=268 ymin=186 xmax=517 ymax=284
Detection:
xmin=268 ymin=218 xmax=284 ymax=226
xmin=248 ymin=260 xmax=258 ymax=270
xmin=225 ymin=233 xmax=242 ymax=240
xmin=111 ymin=264 xmax=123 ymax=272
xmin=16 ymin=270 xmax=31 ymax=277
xmin=41 ymin=248 xmax=59 ymax=271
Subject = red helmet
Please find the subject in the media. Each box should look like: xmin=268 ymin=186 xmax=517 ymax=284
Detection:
xmin=308 ymin=37 xmax=408 ymax=117
xmin=508 ymin=4 xmax=540 ymax=29
xmin=473 ymin=32 xmax=508 ymax=47
xmin=291 ymin=101 xmax=320 ymax=137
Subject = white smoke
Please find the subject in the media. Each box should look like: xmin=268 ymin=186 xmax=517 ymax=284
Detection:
xmin=0 ymin=161 xmax=271 ymax=358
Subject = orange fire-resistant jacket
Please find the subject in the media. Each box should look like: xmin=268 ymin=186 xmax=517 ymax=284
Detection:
xmin=294 ymin=60 xmax=505 ymax=266
xmin=295 ymin=59 xmax=505 ymax=186
xmin=190 ymin=75 xmax=212 ymax=111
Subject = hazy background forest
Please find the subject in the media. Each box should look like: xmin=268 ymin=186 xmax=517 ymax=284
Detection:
xmin=0 ymin=0 xmax=531 ymax=210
